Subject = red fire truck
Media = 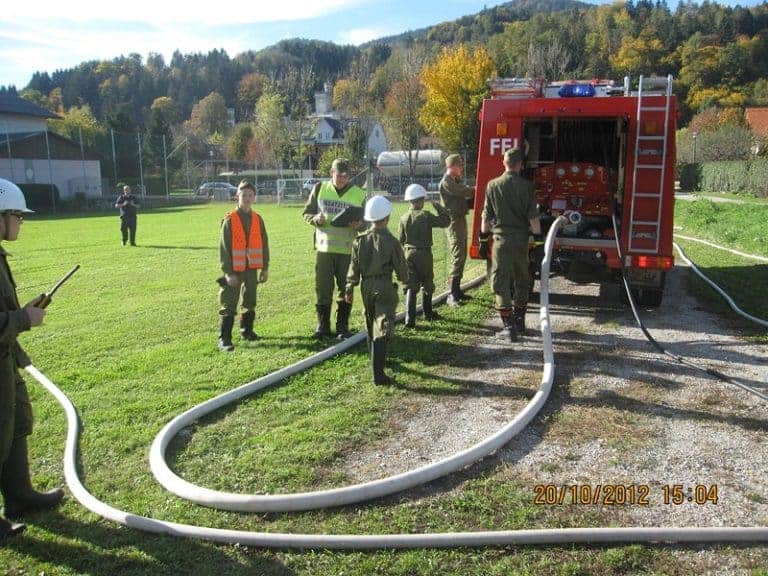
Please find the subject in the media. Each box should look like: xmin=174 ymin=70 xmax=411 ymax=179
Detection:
xmin=469 ymin=75 xmax=676 ymax=306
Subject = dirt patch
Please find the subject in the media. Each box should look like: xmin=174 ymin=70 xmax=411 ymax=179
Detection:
xmin=336 ymin=263 xmax=768 ymax=572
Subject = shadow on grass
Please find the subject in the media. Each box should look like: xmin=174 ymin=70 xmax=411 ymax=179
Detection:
xmin=137 ymin=244 xmax=216 ymax=251
xmin=27 ymin=205 xmax=207 ymax=222
xmin=7 ymin=510 xmax=296 ymax=576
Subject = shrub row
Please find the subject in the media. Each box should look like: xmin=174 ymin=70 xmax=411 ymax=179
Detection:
xmin=677 ymin=159 xmax=768 ymax=197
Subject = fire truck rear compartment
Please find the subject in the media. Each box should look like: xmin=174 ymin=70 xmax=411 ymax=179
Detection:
xmin=525 ymin=117 xmax=625 ymax=265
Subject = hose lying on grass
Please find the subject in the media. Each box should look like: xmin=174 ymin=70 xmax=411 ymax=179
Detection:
xmin=26 ymin=215 xmax=768 ymax=547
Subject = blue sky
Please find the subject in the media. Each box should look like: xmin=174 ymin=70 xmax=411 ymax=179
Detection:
xmin=1 ymin=0 xmax=763 ymax=90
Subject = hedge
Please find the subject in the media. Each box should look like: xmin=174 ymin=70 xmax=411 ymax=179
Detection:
xmin=677 ymin=159 xmax=768 ymax=197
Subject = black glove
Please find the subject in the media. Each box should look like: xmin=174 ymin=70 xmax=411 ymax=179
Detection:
xmin=478 ymin=232 xmax=490 ymax=260
xmin=215 ymin=276 xmax=228 ymax=288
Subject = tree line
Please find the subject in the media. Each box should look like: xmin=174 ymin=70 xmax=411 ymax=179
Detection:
xmin=1 ymin=0 xmax=766 ymax=184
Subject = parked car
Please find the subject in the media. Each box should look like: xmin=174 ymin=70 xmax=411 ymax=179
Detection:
xmin=198 ymin=181 xmax=237 ymax=199
xmin=302 ymin=178 xmax=330 ymax=193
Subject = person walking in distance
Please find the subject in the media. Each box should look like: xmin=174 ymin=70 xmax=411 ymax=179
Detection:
xmin=0 ymin=178 xmax=65 ymax=539
xmin=217 ymin=180 xmax=269 ymax=352
xmin=302 ymin=158 xmax=366 ymax=340
xmin=114 ymin=184 xmax=139 ymax=246
xmin=345 ymin=196 xmax=408 ymax=385
xmin=439 ymin=154 xmax=475 ymax=306
xmin=398 ymin=184 xmax=450 ymax=328
xmin=479 ymin=148 xmax=541 ymax=341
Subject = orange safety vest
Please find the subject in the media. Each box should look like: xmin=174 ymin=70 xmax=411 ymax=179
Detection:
xmin=228 ymin=210 xmax=264 ymax=271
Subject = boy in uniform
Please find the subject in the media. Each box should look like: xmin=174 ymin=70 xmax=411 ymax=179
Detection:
xmin=217 ymin=180 xmax=269 ymax=351
xmin=345 ymin=196 xmax=408 ymax=385
xmin=398 ymin=183 xmax=450 ymax=328
xmin=0 ymin=178 xmax=64 ymax=538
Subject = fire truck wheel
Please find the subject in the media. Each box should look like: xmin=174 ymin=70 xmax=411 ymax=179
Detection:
xmin=621 ymin=286 xmax=664 ymax=308
xmin=639 ymin=288 xmax=663 ymax=307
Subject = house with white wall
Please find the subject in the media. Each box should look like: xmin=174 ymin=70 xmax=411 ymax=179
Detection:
xmin=0 ymin=94 xmax=103 ymax=205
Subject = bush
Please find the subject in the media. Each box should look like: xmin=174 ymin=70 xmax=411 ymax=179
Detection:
xmin=18 ymin=183 xmax=60 ymax=212
xmin=747 ymin=159 xmax=768 ymax=197
xmin=678 ymin=163 xmax=701 ymax=191
xmin=700 ymin=160 xmax=749 ymax=193
xmin=676 ymin=159 xmax=768 ymax=196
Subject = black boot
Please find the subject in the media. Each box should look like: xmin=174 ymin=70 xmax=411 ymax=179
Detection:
xmin=423 ymin=292 xmax=439 ymax=320
xmin=447 ymin=277 xmax=462 ymax=307
xmin=1 ymin=437 xmax=64 ymax=519
xmin=495 ymin=309 xmax=518 ymax=342
xmin=314 ymin=304 xmax=332 ymax=339
xmin=0 ymin=515 xmax=25 ymax=539
xmin=218 ymin=315 xmax=235 ymax=351
xmin=239 ymin=310 xmax=259 ymax=341
xmin=404 ymin=289 xmax=417 ymax=328
xmin=335 ymin=301 xmax=353 ymax=339
xmin=513 ymin=305 xmax=527 ymax=335
xmin=371 ymin=339 xmax=395 ymax=385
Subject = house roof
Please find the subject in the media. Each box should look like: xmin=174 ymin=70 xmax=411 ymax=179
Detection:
xmin=318 ymin=116 xmax=344 ymax=139
xmin=0 ymin=94 xmax=58 ymax=119
xmin=3 ymin=131 xmax=100 ymax=160
xmin=745 ymin=107 xmax=768 ymax=138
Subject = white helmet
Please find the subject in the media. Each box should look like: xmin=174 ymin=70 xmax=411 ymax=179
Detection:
xmin=364 ymin=195 xmax=392 ymax=222
xmin=404 ymin=183 xmax=426 ymax=201
xmin=0 ymin=178 xmax=33 ymax=213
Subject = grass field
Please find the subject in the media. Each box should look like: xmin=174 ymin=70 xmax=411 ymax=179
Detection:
xmin=673 ymin=197 xmax=768 ymax=340
xmin=0 ymin=200 xmax=760 ymax=574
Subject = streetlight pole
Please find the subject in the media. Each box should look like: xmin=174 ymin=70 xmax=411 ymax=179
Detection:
xmin=692 ymin=131 xmax=698 ymax=163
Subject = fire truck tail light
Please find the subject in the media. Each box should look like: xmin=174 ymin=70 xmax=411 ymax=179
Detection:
xmin=633 ymin=255 xmax=673 ymax=269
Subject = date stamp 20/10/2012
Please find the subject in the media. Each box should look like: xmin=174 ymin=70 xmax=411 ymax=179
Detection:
xmin=533 ymin=484 xmax=719 ymax=506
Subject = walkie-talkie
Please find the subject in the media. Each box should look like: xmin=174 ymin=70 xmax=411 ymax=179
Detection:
xmin=37 ymin=265 xmax=80 ymax=308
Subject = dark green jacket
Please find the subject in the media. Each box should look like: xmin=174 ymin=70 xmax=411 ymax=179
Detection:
xmin=0 ymin=248 xmax=32 ymax=374
xmin=346 ymin=227 xmax=408 ymax=288
xmin=398 ymin=204 xmax=451 ymax=249
xmin=482 ymin=171 xmax=538 ymax=243
xmin=439 ymin=174 xmax=474 ymax=219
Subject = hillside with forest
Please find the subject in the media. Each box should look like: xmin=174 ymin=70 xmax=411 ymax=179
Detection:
xmin=2 ymin=0 xmax=767 ymax=180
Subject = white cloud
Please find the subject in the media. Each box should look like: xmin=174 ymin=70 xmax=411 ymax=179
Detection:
xmin=339 ymin=27 xmax=387 ymax=46
xmin=5 ymin=0 xmax=364 ymax=24
xmin=0 ymin=20 xmax=256 ymax=86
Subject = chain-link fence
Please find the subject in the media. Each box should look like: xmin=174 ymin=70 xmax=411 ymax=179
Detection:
xmin=1 ymin=126 xmax=238 ymax=211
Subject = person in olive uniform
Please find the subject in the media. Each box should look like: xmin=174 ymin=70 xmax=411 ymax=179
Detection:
xmin=480 ymin=148 xmax=541 ymax=341
xmin=218 ymin=180 xmax=269 ymax=351
xmin=0 ymin=178 xmax=64 ymax=539
xmin=439 ymin=153 xmax=475 ymax=306
xmin=114 ymin=184 xmax=139 ymax=246
xmin=398 ymin=183 xmax=450 ymax=328
xmin=303 ymin=158 xmax=366 ymax=340
xmin=345 ymin=196 xmax=408 ymax=385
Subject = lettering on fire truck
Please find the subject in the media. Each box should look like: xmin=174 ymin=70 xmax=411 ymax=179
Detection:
xmin=489 ymin=137 xmax=520 ymax=156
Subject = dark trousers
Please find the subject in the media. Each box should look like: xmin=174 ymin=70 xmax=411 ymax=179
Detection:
xmin=315 ymin=252 xmax=351 ymax=306
xmin=121 ymin=218 xmax=137 ymax=245
xmin=491 ymin=234 xmax=529 ymax=310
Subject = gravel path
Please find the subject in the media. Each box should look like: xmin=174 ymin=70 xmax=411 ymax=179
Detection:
xmin=339 ymin=262 xmax=767 ymax=571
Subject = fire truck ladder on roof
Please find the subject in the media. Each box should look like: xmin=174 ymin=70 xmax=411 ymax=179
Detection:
xmin=628 ymin=74 xmax=673 ymax=255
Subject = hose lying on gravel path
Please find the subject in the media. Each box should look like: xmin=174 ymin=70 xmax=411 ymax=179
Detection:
xmin=612 ymin=214 xmax=768 ymax=402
